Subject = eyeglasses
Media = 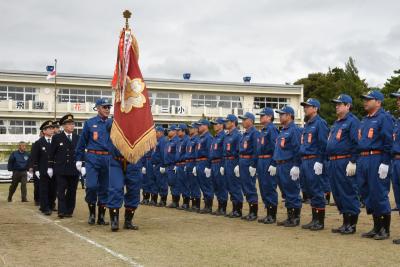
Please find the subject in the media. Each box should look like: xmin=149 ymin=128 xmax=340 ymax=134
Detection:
xmin=101 ymin=106 xmax=111 ymax=110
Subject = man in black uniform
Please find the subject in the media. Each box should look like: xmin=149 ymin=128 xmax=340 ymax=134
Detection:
xmin=30 ymin=131 xmax=44 ymax=206
xmin=47 ymin=114 xmax=80 ymax=218
xmin=31 ymin=120 xmax=55 ymax=215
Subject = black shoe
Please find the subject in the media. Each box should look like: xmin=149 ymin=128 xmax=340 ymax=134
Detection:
xmin=284 ymin=208 xmax=301 ymax=227
xmin=361 ymin=215 xmax=380 ymax=238
xmin=97 ymin=205 xmax=109 ymax=225
xmin=332 ymin=214 xmax=347 ymax=234
xmin=123 ymin=208 xmax=139 ymax=230
xmin=242 ymin=203 xmax=258 ymax=221
xmin=310 ymin=209 xmax=325 ymax=231
xmin=58 ymin=213 xmax=66 ymax=219
xmin=391 ymin=207 xmax=399 ymax=212
xmin=228 ymin=202 xmax=243 ymax=218
xmin=342 ymin=214 xmax=358 ymax=235
xmin=193 ymin=198 xmax=201 ymax=213
xmin=302 ymin=208 xmax=317 ymax=229
xmin=21 ymin=199 xmax=29 ymax=202
xmin=7 ymin=196 xmax=12 ymax=202
xmin=167 ymin=195 xmax=180 ymax=208
xmin=140 ymin=192 xmax=150 ymax=205
xmin=199 ymin=199 xmax=213 ymax=214
xmin=178 ymin=197 xmax=190 ymax=210
xmin=393 ymin=239 xmax=400 ymax=244
xmin=64 ymin=214 xmax=73 ymax=218
xmin=88 ymin=204 xmax=96 ymax=225
xmin=148 ymin=194 xmax=158 ymax=206
xmin=227 ymin=202 xmax=237 ymax=218
xmin=110 ymin=208 xmax=119 ymax=232
xmin=374 ymin=214 xmax=390 ymax=240
xmin=43 ymin=210 xmax=52 ymax=216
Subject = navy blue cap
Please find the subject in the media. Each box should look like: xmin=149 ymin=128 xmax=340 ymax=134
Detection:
xmin=390 ymin=88 xmax=400 ymax=98
xmin=300 ymin=98 xmax=320 ymax=109
xmin=95 ymin=98 xmax=112 ymax=107
xmin=238 ymin=112 xmax=255 ymax=122
xmin=361 ymin=90 xmax=384 ymax=101
xmin=225 ymin=114 xmax=238 ymax=122
xmin=188 ymin=123 xmax=199 ymax=129
xmin=256 ymin=107 xmax=274 ymax=117
xmin=176 ymin=123 xmax=188 ymax=130
xmin=332 ymin=94 xmax=353 ymax=104
xmin=195 ymin=119 xmax=210 ymax=126
xmin=167 ymin=125 xmax=178 ymax=131
xmin=275 ymin=106 xmax=295 ymax=116
xmin=155 ymin=126 xmax=164 ymax=132
xmin=210 ymin=117 xmax=227 ymax=125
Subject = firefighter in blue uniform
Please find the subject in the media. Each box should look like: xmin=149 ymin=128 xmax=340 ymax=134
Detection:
xmin=326 ymin=94 xmax=361 ymax=234
xmin=222 ymin=115 xmax=244 ymax=218
xmin=238 ymin=112 xmax=260 ymax=221
xmin=255 ymin=108 xmax=279 ymax=224
xmin=108 ymin=143 xmax=142 ymax=232
xmin=185 ymin=123 xmax=201 ymax=212
xmin=193 ymin=119 xmax=214 ymax=214
xmin=358 ymin=90 xmax=393 ymax=240
xmin=390 ymin=88 xmax=400 ymax=244
xmin=76 ymin=98 xmax=112 ymax=225
xmin=152 ymin=126 xmax=168 ymax=207
xmin=273 ymin=106 xmax=302 ymax=227
xmin=175 ymin=124 xmax=190 ymax=210
xmin=140 ymin=150 xmax=154 ymax=205
xmin=210 ymin=118 xmax=227 ymax=216
xmin=299 ymin=98 xmax=329 ymax=231
xmin=164 ymin=125 xmax=181 ymax=208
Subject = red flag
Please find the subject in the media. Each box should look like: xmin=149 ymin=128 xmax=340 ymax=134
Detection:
xmin=111 ymin=28 xmax=156 ymax=163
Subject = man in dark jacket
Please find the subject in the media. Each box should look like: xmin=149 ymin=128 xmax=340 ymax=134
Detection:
xmin=7 ymin=141 xmax=31 ymax=202
xmin=48 ymin=114 xmax=80 ymax=218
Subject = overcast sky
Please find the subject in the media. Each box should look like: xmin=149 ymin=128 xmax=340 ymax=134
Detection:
xmin=0 ymin=0 xmax=399 ymax=86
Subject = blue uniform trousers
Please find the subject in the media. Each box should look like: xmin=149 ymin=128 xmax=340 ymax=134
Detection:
xmin=357 ymin=154 xmax=391 ymax=216
xmin=107 ymin=158 xmax=142 ymax=209
xmin=328 ymin=158 xmax=360 ymax=215
xmin=186 ymin=161 xmax=201 ymax=199
xmin=239 ymin=158 xmax=258 ymax=204
xmin=224 ymin=159 xmax=243 ymax=204
xmin=155 ymin=164 xmax=168 ymax=197
xmin=276 ymin=161 xmax=302 ymax=209
xmin=300 ymin=158 xmax=325 ymax=209
xmin=167 ymin=166 xmax=180 ymax=196
xmin=211 ymin=161 xmax=228 ymax=202
xmin=177 ymin=164 xmax=190 ymax=198
xmin=196 ymin=160 xmax=214 ymax=201
xmin=85 ymin=153 xmax=110 ymax=205
xmin=257 ymin=158 xmax=278 ymax=207
xmin=391 ymin=159 xmax=400 ymax=209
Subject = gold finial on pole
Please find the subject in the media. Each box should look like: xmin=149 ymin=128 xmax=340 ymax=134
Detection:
xmin=123 ymin=10 xmax=132 ymax=29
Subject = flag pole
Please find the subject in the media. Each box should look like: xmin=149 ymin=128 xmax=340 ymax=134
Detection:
xmin=54 ymin=59 xmax=57 ymax=120
xmin=123 ymin=9 xmax=131 ymax=29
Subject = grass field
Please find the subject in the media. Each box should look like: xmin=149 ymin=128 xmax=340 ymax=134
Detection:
xmin=1 ymin=183 xmax=400 ymax=267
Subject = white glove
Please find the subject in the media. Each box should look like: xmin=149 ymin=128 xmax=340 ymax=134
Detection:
xmin=47 ymin=168 xmax=53 ymax=178
xmin=313 ymin=162 xmax=323 ymax=175
xmin=173 ymin=166 xmax=177 ymax=174
xmin=220 ymin=166 xmax=225 ymax=176
xmin=160 ymin=167 xmax=166 ymax=174
xmin=205 ymin=167 xmax=211 ymax=178
xmin=345 ymin=162 xmax=356 ymax=177
xmin=234 ymin=165 xmax=240 ymax=178
xmin=268 ymin=165 xmax=277 ymax=176
xmin=193 ymin=166 xmax=197 ymax=176
xmin=249 ymin=166 xmax=256 ymax=177
xmin=184 ymin=166 xmax=187 ymax=172
xmin=378 ymin=163 xmax=389 ymax=179
xmin=35 ymin=171 xmax=40 ymax=179
xmin=142 ymin=167 xmax=146 ymax=174
xmin=290 ymin=166 xmax=300 ymax=181
xmin=27 ymin=171 xmax=33 ymax=181
xmin=81 ymin=167 xmax=86 ymax=177
xmin=76 ymin=161 xmax=82 ymax=172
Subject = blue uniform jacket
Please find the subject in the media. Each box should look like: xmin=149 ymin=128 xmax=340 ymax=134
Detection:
xmin=195 ymin=131 xmax=213 ymax=168
xmin=223 ymin=128 xmax=242 ymax=158
xmin=273 ymin=121 xmax=302 ymax=166
xmin=185 ymin=135 xmax=199 ymax=160
xmin=239 ymin=126 xmax=260 ymax=167
xmin=176 ymin=135 xmax=190 ymax=163
xmin=152 ymin=136 xmax=168 ymax=166
xmin=164 ymin=136 xmax=179 ymax=167
xmin=299 ymin=115 xmax=329 ymax=161
xmin=257 ymin=122 xmax=279 ymax=165
xmin=392 ymin=118 xmax=400 ymax=155
xmin=8 ymin=150 xmax=30 ymax=171
xmin=210 ymin=130 xmax=226 ymax=161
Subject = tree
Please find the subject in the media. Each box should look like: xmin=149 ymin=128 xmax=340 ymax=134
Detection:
xmin=294 ymin=57 xmax=369 ymax=124
xmin=381 ymin=69 xmax=400 ymax=116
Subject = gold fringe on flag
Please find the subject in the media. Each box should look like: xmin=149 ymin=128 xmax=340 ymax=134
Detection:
xmin=110 ymin=120 xmax=157 ymax=164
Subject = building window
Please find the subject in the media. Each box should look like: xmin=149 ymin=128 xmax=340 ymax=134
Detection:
xmin=253 ymin=97 xmax=289 ymax=109
xmin=149 ymin=92 xmax=181 ymax=113
xmin=73 ymin=121 xmax=84 ymax=135
xmin=8 ymin=120 xmax=37 ymax=135
xmin=0 ymin=120 xmax=6 ymax=134
xmin=192 ymin=94 xmax=243 ymax=109
xmin=58 ymin=88 xmax=112 ymax=103
xmin=0 ymin=85 xmax=38 ymax=101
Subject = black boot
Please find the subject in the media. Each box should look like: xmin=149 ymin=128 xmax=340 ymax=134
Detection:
xmin=243 ymin=203 xmax=258 ymax=221
xmin=178 ymin=197 xmax=190 ymax=210
xmin=332 ymin=214 xmax=347 ymax=234
xmin=109 ymin=208 xmax=119 ymax=232
xmin=284 ymin=208 xmax=301 ymax=227
xmin=361 ymin=215 xmax=380 ymax=238
xmin=88 ymin=203 xmax=96 ymax=225
xmin=168 ymin=195 xmax=179 ymax=208
xmin=217 ymin=201 xmax=227 ymax=216
xmin=302 ymin=208 xmax=317 ymax=229
xmin=157 ymin=195 xmax=167 ymax=207
xmin=200 ymin=199 xmax=213 ymax=214
xmin=310 ymin=209 xmax=325 ymax=231
xmin=227 ymin=202 xmax=237 ymax=218
xmin=277 ymin=208 xmax=292 ymax=226
xmin=325 ymin=192 xmax=331 ymax=205
xmin=97 ymin=205 xmax=109 ymax=225
xmin=140 ymin=192 xmax=150 ymax=205
xmin=212 ymin=201 xmax=222 ymax=215
xmin=342 ymin=214 xmax=358 ymax=235
xmin=374 ymin=214 xmax=390 ymax=240
xmin=123 ymin=208 xmax=139 ymax=230
xmin=259 ymin=206 xmax=277 ymax=224
xmin=149 ymin=194 xmax=158 ymax=206
xmin=193 ymin=198 xmax=201 ymax=213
